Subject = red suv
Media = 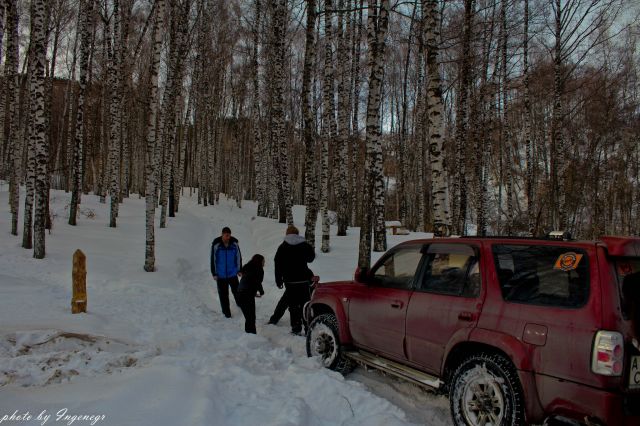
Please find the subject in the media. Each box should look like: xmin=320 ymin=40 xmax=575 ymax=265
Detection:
xmin=304 ymin=236 xmax=640 ymax=425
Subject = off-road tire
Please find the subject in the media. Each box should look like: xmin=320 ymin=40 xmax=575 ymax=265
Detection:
xmin=450 ymin=352 xmax=525 ymax=426
xmin=306 ymin=313 xmax=353 ymax=375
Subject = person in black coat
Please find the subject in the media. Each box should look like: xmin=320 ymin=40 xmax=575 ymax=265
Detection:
xmin=238 ymin=254 xmax=265 ymax=334
xmin=273 ymin=226 xmax=315 ymax=335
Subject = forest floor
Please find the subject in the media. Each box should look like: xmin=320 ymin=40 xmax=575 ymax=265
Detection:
xmin=0 ymin=183 xmax=451 ymax=426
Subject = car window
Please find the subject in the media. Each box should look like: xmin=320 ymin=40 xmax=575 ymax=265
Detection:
xmin=493 ymin=245 xmax=589 ymax=308
xmin=372 ymin=246 xmax=423 ymax=289
xmin=420 ymin=244 xmax=480 ymax=297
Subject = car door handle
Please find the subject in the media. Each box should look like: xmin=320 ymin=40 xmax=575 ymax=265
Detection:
xmin=391 ymin=300 xmax=404 ymax=309
xmin=458 ymin=312 xmax=475 ymax=321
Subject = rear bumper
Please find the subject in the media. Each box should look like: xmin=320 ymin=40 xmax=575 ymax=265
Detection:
xmin=537 ymin=375 xmax=640 ymax=425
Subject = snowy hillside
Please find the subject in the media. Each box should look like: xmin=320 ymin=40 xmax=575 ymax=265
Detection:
xmin=0 ymin=185 xmax=452 ymax=426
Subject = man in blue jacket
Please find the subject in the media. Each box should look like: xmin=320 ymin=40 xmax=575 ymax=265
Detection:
xmin=211 ymin=226 xmax=242 ymax=318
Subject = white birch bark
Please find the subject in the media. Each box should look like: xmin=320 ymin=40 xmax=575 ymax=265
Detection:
xmin=524 ymin=0 xmax=534 ymax=235
xmin=270 ymin=0 xmax=294 ymax=225
xmin=424 ymin=0 xmax=450 ymax=236
xmin=160 ymin=0 xmax=188 ymax=228
xmin=6 ymin=0 xmax=20 ymax=236
xmin=31 ymin=0 xmax=48 ymax=259
xmin=320 ymin=0 xmax=336 ymax=252
xmin=69 ymin=0 xmax=94 ymax=226
xmin=336 ymin=0 xmax=350 ymax=236
xmin=371 ymin=0 xmax=389 ymax=252
xmin=358 ymin=0 xmax=389 ymax=267
xmin=0 ymin=3 xmax=6 ymax=174
xmin=22 ymin=1 xmax=38 ymax=249
xmin=143 ymin=0 xmax=165 ymax=272
xmin=108 ymin=0 xmax=121 ymax=227
xmin=302 ymin=0 xmax=318 ymax=247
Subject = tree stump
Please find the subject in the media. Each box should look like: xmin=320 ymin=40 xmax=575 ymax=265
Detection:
xmin=72 ymin=249 xmax=87 ymax=313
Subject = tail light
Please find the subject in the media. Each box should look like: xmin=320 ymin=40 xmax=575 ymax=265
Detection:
xmin=592 ymin=330 xmax=624 ymax=376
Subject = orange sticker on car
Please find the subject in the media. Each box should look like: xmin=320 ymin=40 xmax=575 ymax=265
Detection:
xmin=554 ymin=252 xmax=583 ymax=271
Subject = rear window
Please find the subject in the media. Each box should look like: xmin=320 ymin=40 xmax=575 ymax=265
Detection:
xmin=493 ymin=245 xmax=589 ymax=308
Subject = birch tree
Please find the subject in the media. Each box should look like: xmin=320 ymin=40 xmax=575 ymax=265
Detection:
xmin=320 ymin=0 xmax=336 ymax=252
xmin=159 ymin=0 xmax=190 ymax=228
xmin=358 ymin=0 xmax=389 ymax=268
xmin=335 ymin=0 xmax=350 ymax=236
xmin=69 ymin=0 xmax=95 ymax=226
xmin=22 ymin=1 xmax=40 ymax=249
xmin=6 ymin=0 xmax=20 ymax=236
xmin=424 ymin=0 xmax=449 ymax=236
xmin=107 ymin=0 xmax=121 ymax=228
xmin=523 ymin=0 xmax=534 ymax=235
xmin=302 ymin=0 xmax=318 ymax=247
xmin=144 ymin=0 xmax=165 ymax=272
xmin=31 ymin=0 xmax=49 ymax=258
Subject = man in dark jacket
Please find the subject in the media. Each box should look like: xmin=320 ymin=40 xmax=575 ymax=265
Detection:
xmin=211 ymin=226 xmax=242 ymax=318
xmin=274 ymin=225 xmax=315 ymax=334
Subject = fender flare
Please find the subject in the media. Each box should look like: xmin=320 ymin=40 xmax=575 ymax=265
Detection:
xmin=308 ymin=294 xmax=352 ymax=345
xmin=459 ymin=328 xmax=544 ymax=422
xmin=467 ymin=328 xmax=534 ymax=370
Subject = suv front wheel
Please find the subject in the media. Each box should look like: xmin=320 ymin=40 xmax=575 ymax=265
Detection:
xmin=306 ymin=313 xmax=353 ymax=375
xmin=450 ymin=352 xmax=525 ymax=426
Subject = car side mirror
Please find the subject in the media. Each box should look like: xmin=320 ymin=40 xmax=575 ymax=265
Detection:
xmin=355 ymin=267 xmax=370 ymax=283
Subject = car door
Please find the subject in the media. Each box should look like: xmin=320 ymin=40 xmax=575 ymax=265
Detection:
xmin=405 ymin=243 xmax=482 ymax=374
xmin=348 ymin=244 xmax=424 ymax=361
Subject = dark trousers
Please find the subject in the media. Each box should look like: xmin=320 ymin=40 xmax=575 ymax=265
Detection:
xmin=268 ymin=290 xmax=289 ymax=324
xmin=285 ymin=282 xmax=312 ymax=333
xmin=217 ymin=276 xmax=240 ymax=317
xmin=238 ymin=291 xmax=256 ymax=334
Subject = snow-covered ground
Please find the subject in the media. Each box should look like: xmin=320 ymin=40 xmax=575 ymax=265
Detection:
xmin=0 ymin=183 xmax=452 ymax=426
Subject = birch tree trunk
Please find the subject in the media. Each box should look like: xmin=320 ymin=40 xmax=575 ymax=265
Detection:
xmin=523 ymin=0 xmax=534 ymax=235
xmin=31 ymin=0 xmax=48 ymax=259
xmin=350 ymin=0 xmax=363 ymax=227
xmin=0 ymin=2 xmax=5 ymax=174
xmin=252 ymin=0 xmax=266 ymax=217
xmin=108 ymin=0 xmax=121 ymax=227
xmin=452 ymin=0 xmax=473 ymax=235
xmin=302 ymin=0 xmax=318 ymax=247
xmin=69 ymin=0 xmax=94 ymax=226
xmin=144 ymin=0 xmax=165 ymax=272
xmin=551 ymin=0 xmax=565 ymax=230
xmin=501 ymin=0 xmax=513 ymax=235
xmin=6 ymin=0 xmax=20 ymax=236
xmin=320 ymin=0 xmax=336 ymax=252
xmin=358 ymin=0 xmax=389 ymax=267
xmin=22 ymin=2 xmax=38 ymax=249
xmin=160 ymin=0 xmax=188 ymax=228
xmin=424 ymin=0 xmax=450 ymax=236
xmin=336 ymin=0 xmax=350 ymax=236
xmin=272 ymin=0 xmax=293 ymax=226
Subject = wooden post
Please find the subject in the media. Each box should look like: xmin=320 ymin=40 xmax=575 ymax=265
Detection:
xmin=72 ymin=249 xmax=87 ymax=313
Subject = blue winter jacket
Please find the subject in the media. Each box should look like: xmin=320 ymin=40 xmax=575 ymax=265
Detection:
xmin=211 ymin=236 xmax=242 ymax=279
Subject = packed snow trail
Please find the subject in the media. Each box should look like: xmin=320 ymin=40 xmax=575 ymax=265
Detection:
xmin=0 ymin=186 xmax=452 ymax=425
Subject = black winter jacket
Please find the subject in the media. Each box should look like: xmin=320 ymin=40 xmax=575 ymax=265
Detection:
xmin=274 ymin=235 xmax=315 ymax=286
xmin=238 ymin=263 xmax=265 ymax=295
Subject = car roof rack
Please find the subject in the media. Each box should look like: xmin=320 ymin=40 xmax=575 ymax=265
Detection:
xmin=459 ymin=231 xmax=574 ymax=241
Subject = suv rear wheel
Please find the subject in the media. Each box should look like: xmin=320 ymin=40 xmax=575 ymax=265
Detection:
xmin=306 ymin=313 xmax=353 ymax=374
xmin=450 ymin=352 xmax=525 ymax=426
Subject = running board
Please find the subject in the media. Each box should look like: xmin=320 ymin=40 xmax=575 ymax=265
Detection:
xmin=345 ymin=350 xmax=443 ymax=390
